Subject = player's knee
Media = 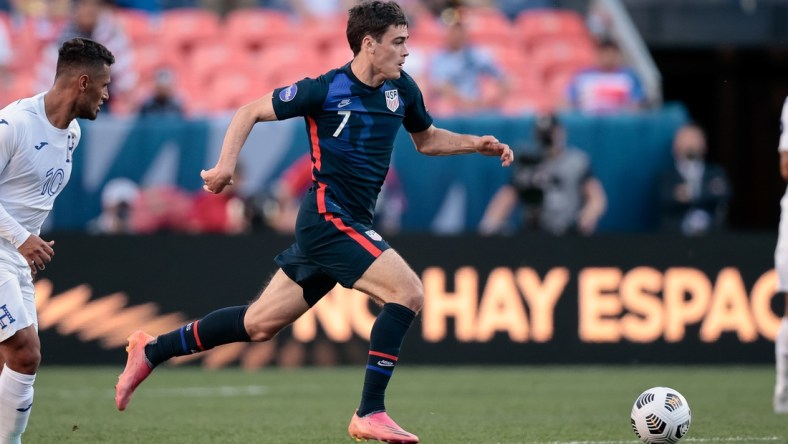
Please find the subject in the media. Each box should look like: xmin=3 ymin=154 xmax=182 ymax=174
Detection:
xmin=394 ymin=279 xmax=424 ymax=313
xmin=245 ymin=324 xmax=280 ymax=343
xmin=6 ymin=347 xmax=40 ymax=374
xmin=402 ymin=292 xmax=424 ymax=314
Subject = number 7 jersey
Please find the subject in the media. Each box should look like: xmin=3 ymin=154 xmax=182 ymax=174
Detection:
xmin=272 ymin=63 xmax=432 ymax=226
xmin=0 ymin=92 xmax=80 ymax=248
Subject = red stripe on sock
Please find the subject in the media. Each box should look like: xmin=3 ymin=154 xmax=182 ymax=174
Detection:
xmin=193 ymin=320 xmax=205 ymax=351
xmin=369 ymin=350 xmax=398 ymax=361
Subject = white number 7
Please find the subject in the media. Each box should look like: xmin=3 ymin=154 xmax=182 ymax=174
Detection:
xmin=333 ymin=110 xmax=351 ymax=137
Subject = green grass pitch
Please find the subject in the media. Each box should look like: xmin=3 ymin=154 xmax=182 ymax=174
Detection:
xmin=26 ymin=365 xmax=785 ymax=443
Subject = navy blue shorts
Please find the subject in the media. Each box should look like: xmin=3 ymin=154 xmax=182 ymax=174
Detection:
xmin=275 ymin=187 xmax=390 ymax=306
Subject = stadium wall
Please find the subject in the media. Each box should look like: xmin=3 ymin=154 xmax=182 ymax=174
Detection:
xmin=36 ymin=232 xmax=778 ymax=366
xmin=54 ymin=105 xmax=687 ymax=234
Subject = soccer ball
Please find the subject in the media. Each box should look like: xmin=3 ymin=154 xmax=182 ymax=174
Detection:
xmin=630 ymin=386 xmax=691 ymax=444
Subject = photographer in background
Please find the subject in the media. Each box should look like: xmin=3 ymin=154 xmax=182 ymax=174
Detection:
xmin=479 ymin=114 xmax=607 ymax=236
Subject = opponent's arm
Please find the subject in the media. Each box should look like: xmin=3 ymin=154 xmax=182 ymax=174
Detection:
xmin=201 ymin=92 xmax=277 ymax=194
xmin=410 ymin=125 xmax=514 ymax=166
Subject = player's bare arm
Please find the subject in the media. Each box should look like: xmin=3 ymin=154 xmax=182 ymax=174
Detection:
xmin=780 ymin=151 xmax=788 ymax=182
xmin=410 ymin=125 xmax=514 ymax=166
xmin=202 ymin=93 xmax=278 ymax=194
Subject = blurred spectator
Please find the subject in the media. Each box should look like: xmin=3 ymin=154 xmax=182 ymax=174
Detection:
xmin=35 ymin=0 xmax=137 ymax=114
xmin=261 ymin=153 xmax=312 ymax=234
xmin=564 ymin=37 xmax=646 ymax=114
xmin=256 ymin=153 xmax=405 ymax=235
xmin=479 ymin=114 xmax=607 ymax=236
xmin=88 ymin=177 xmax=140 ymax=234
xmin=659 ymin=123 xmax=730 ymax=236
xmin=9 ymin=0 xmax=70 ymax=18
xmin=129 ymin=185 xmax=192 ymax=233
xmin=187 ymin=168 xmax=250 ymax=234
xmin=0 ymin=19 xmax=12 ymax=103
xmin=285 ymin=0 xmax=355 ymax=20
xmin=426 ymin=19 xmax=508 ymax=116
xmin=138 ymin=68 xmax=184 ymax=118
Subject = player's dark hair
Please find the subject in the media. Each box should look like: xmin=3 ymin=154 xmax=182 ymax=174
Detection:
xmin=55 ymin=38 xmax=115 ymax=79
xmin=346 ymin=0 xmax=408 ymax=56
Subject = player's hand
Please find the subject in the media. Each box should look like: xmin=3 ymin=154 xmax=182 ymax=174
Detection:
xmin=200 ymin=166 xmax=234 ymax=194
xmin=18 ymin=235 xmax=54 ymax=275
xmin=476 ymin=135 xmax=514 ymax=167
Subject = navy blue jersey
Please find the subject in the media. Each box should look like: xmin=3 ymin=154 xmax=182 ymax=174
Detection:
xmin=272 ymin=63 xmax=432 ymax=226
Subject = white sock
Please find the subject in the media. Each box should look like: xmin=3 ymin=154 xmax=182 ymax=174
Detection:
xmin=776 ymin=317 xmax=788 ymax=394
xmin=0 ymin=365 xmax=35 ymax=444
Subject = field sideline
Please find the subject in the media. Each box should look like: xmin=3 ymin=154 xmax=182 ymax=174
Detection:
xmin=25 ymin=365 xmax=784 ymax=443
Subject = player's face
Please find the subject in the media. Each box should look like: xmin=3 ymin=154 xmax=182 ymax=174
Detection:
xmin=372 ymin=24 xmax=409 ymax=80
xmin=77 ymin=64 xmax=111 ymax=120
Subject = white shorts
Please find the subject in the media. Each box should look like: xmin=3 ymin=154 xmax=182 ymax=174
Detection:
xmin=776 ymin=189 xmax=788 ymax=292
xmin=0 ymin=255 xmax=36 ymax=343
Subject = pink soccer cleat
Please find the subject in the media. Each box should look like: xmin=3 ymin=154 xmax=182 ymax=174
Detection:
xmin=115 ymin=330 xmax=155 ymax=411
xmin=348 ymin=409 xmax=419 ymax=443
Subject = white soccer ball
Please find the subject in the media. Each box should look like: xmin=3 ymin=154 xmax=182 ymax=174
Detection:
xmin=630 ymin=386 xmax=691 ymax=444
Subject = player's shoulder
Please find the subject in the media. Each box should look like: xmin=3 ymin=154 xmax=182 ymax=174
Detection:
xmin=281 ymin=68 xmax=338 ymax=100
xmin=68 ymin=118 xmax=81 ymax=136
xmin=390 ymin=70 xmax=422 ymax=94
xmin=0 ymin=95 xmax=40 ymax=125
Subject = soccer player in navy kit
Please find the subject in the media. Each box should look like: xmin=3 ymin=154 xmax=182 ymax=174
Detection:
xmin=116 ymin=1 xmax=513 ymax=441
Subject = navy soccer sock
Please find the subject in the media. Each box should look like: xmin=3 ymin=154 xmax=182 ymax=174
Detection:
xmin=357 ymin=302 xmax=416 ymax=417
xmin=144 ymin=305 xmax=251 ymax=368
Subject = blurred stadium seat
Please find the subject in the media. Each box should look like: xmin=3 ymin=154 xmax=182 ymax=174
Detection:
xmin=160 ymin=8 xmax=221 ymax=63
xmin=516 ymin=9 xmax=590 ymax=51
xmin=115 ymin=8 xmax=158 ymax=42
xmin=206 ymin=68 xmax=267 ymax=113
xmin=185 ymin=41 xmax=250 ymax=89
xmin=223 ymin=7 xmax=294 ymax=54
xmin=407 ymin=14 xmax=446 ymax=50
xmin=458 ymin=6 xmax=514 ymax=48
xmin=530 ymin=38 xmax=595 ymax=82
xmin=298 ymin=12 xmax=348 ymax=55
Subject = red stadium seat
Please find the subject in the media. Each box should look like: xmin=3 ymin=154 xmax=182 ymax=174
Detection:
xmin=458 ymin=6 xmax=514 ymax=47
xmin=530 ymin=38 xmax=596 ymax=81
xmin=187 ymin=41 xmax=250 ymax=88
xmin=207 ymin=67 xmax=268 ymax=113
xmin=160 ymin=8 xmax=221 ymax=60
xmin=407 ymin=14 xmax=446 ymax=49
xmin=224 ymin=7 xmax=294 ymax=53
xmin=322 ymin=45 xmax=354 ymax=69
xmin=516 ymin=9 xmax=589 ymax=51
xmin=131 ymin=40 xmax=166 ymax=84
xmin=115 ymin=8 xmax=159 ymax=42
xmin=297 ymin=12 xmax=349 ymax=54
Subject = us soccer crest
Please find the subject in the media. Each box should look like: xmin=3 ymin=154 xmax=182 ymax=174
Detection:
xmin=385 ymin=89 xmax=399 ymax=112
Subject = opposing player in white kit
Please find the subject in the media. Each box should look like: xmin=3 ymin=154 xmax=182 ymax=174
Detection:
xmin=0 ymin=38 xmax=113 ymax=442
xmin=775 ymin=96 xmax=788 ymax=414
